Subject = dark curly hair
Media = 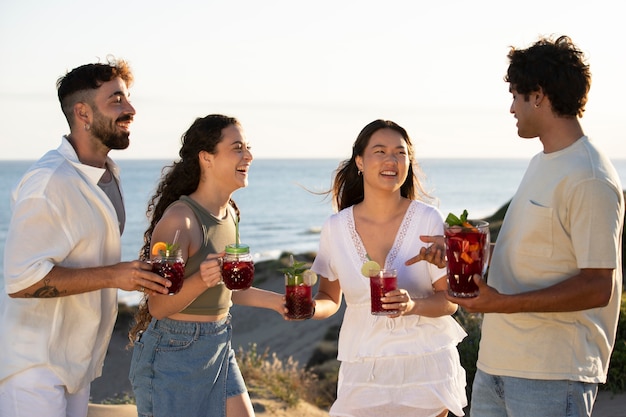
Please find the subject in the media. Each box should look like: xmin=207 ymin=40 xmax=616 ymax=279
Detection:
xmin=56 ymin=56 xmax=134 ymax=125
xmin=129 ymin=114 xmax=242 ymax=344
xmin=505 ymin=35 xmax=591 ymax=118
xmin=331 ymin=119 xmax=432 ymax=212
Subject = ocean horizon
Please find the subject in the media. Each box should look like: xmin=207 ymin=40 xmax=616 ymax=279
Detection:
xmin=2 ymin=157 xmax=625 ymax=305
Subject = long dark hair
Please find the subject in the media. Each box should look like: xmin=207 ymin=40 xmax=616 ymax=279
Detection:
xmin=129 ymin=114 xmax=242 ymax=344
xmin=331 ymin=119 xmax=432 ymax=211
xmin=139 ymin=114 xmax=242 ymax=261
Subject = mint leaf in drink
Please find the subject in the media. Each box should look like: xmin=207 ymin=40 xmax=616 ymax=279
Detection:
xmin=445 ymin=213 xmax=461 ymax=226
xmin=445 ymin=209 xmax=469 ymax=226
xmin=278 ymin=254 xmax=308 ymax=278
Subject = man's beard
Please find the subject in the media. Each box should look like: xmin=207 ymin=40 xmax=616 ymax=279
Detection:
xmin=91 ymin=108 xmax=132 ymax=150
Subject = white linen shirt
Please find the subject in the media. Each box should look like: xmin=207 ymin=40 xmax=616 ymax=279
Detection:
xmin=0 ymin=137 xmax=121 ymax=393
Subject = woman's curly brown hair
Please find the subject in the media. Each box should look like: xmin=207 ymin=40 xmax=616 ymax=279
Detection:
xmin=128 ymin=114 xmax=241 ymax=345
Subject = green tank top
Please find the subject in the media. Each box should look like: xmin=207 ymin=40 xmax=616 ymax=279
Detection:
xmin=178 ymin=195 xmax=236 ymax=315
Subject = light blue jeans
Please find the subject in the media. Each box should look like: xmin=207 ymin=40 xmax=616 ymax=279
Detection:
xmin=129 ymin=315 xmax=247 ymax=417
xmin=470 ymin=369 xmax=598 ymax=417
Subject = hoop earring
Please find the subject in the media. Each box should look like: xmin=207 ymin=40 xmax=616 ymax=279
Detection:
xmin=357 ymin=170 xmax=362 ymax=176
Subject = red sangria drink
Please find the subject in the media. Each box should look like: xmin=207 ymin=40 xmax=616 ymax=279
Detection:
xmin=151 ymin=244 xmax=185 ymax=295
xmin=444 ymin=220 xmax=490 ymax=298
xmin=285 ymin=270 xmax=317 ymax=320
xmin=222 ymin=244 xmax=254 ymax=291
xmin=369 ymin=269 xmax=399 ymax=315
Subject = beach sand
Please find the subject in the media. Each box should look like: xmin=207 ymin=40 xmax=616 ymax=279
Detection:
xmin=89 ymin=254 xmax=626 ymax=417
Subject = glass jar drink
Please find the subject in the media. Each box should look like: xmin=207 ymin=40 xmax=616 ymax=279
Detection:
xmin=444 ymin=220 xmax=490 ymax=297
xmin=222 ymin=244 xmax=254 ymax=291
xmin=151 ymin=248 xmax=185 ymax=295
xmin=285 ymin=272 xmax=315 ymax=320
xmin=369 ymin=269 xmax=399 ymax=315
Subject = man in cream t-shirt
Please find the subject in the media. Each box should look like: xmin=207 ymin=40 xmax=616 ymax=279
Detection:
xmin=444 ymin=35 xmax=623 ymax=417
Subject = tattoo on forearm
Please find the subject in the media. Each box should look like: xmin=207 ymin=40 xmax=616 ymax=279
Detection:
xmin=26 ymin=278 xmax=64 ymax=298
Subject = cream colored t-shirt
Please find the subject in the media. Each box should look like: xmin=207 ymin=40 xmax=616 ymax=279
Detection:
xmin=478 ymin=137 xmax=624 ymax=383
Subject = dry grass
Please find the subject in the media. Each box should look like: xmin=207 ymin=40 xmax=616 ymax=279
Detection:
xmin=237 ymin=343 xmax=326 ymax=408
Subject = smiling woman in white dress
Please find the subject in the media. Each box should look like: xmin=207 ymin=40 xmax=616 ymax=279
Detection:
xmin=310 ymin=119 xmax=468 ymax=417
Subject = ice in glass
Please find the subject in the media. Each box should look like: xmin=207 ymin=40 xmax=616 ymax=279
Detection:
xmin=444 ymin=220 xmax=490 ymax=297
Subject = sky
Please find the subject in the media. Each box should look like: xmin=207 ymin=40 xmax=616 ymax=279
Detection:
xmin=1 ymin=0 xmax=625 ymax=161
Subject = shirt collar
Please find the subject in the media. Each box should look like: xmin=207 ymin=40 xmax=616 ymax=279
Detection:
xmin=58 ymin=136 xmax=120 ymax=183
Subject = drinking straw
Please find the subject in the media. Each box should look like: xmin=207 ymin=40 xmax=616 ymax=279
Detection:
xmin=235 ymin=217 xmax=240 ymax=246
xmin=173 ymin=229 xmax=180 ymax=245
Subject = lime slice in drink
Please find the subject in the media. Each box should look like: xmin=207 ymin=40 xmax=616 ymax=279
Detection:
xmin=361 ymin=260 xmax=381 ymax=277
xmin=302 ymin=269 xmax=318 ymax=286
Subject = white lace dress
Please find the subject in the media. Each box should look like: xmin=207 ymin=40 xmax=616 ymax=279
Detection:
xmin=311 ymin=201 xmax=468 ymax=417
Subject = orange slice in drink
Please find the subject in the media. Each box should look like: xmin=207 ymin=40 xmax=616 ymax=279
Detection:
xmin=460 ymin=252 xmax=474 ymax=264
xmin=151 ymin=241 xmax=168 ymax=256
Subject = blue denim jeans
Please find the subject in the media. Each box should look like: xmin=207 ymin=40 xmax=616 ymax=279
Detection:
xmin=470 ymin=369 xmax=598 ymax=417
xmin=129 ymin=315 xmax=247 ymax=417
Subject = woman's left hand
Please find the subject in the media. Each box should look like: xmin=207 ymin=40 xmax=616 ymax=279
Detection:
xmin=382 ymin=289 xmax=415 ymax=318
xmin=199 ymin=253 xmax=225 ymax=288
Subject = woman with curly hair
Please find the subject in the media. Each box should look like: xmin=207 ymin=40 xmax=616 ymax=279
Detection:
xmin=128 ymin=114 xmax=285 ymax=417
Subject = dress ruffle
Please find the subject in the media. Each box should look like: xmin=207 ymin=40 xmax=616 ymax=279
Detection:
xmin=330 ymin=344 xmax=467 ymax=417
xmin=331 ymin=304 xmax=468 ymax=417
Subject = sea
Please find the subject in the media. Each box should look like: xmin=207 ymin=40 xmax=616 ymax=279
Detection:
xmin=2 ymin=158 xmax=626 ymax=305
